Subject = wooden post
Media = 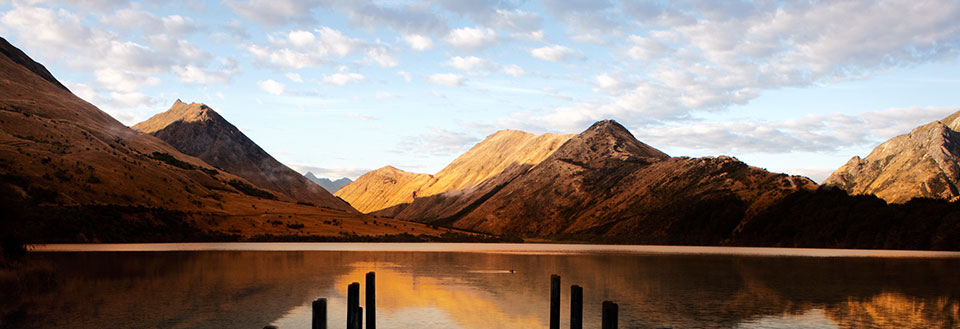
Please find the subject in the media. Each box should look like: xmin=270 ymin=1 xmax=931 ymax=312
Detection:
xmin=601 ymin=301 xmax=618 ymax=329
xmin=366 ymin=271 xmax=376 ymax=329
xmin=347 ymin=282 xmax=360 ymax=329
xmin=550 ymin=274 xmax=560 ymax=329
xmin=312 ymin=298 xmax=326 ymax=329
xmin=570 ymin=285 xmax=582 ymax=329
xmin=357 ymin=306 xmax=363 ymax=329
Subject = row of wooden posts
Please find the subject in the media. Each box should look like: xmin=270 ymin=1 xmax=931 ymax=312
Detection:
xmin=264 ymin=272 xmax=619 ymax=329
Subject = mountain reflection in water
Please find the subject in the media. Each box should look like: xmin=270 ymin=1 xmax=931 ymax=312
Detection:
xmin=7 ymin=244 xmax=960 ymax=329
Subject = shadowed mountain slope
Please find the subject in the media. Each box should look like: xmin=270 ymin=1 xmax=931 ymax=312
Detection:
xmin=132 ymin=101 xmax=355 ymax=212
xmin=824 ymin=110 xmax=960 ymax=203
xmin=336 ymin=130 xmax=574 ymax=213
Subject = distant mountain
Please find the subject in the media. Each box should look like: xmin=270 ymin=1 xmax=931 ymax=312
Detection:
xmin=824 ymin=110 xmax=960 ymax=203
xmin=132 ymin=101 xmax=355 ymax=212
xmin=336 ymin=130 xmax=573 ymax=213
xmin=304 ymin=172 xmax=352 ymax=193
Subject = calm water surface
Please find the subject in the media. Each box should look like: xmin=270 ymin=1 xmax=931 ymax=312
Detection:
xmin=12 ymin=243 xmax=960 ymax=329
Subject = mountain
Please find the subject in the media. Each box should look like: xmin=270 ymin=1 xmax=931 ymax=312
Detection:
xmin=0 ymin=37 xmax=463 ymax=243
xmin=378 ymin=120 xmax=819 ymax=244
xmin=132 ymin=101 xmax=354 ymax=212
xmin=304 ymin=172 xmax=352 ymax=193
xmin=336 ymin=129 xmax=574 ymax=213
xmin=823 ymin=110 xmax=960 ymax=203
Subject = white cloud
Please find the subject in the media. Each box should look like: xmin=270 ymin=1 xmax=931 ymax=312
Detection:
xmin=323 ymin=72 xmax=366 ymax=86
xmin=94 ymin=68 xmax=160 ymax=92
xmin=402 ymin=34 xmax=433 ymax=51
xmin=445 ymin=27 xmax=496 ymax=51
xmin=426 ymin=73 xmax=464 ymax=87
xmin=247 ymin=26 xmax=360 ymax=69
xmin=396 ymin=127 xmax=481 ymax=156
xmin=501 ymin=64 xmax=525 ymax=77
xmin=530 ymin=45 xmax=582 ymax=62
xmin=397 ymin=71 xmax=413 ymax=82
xmin=444 ymin=56 xmax=495 ymax=72
xmin=257 ymin=79 xmax=286 ymax=94
xmin=224 ymin=0 xmax=327 ymax=26
xmin=367 ymin=46 xmax=398 ymax=68
xmin=286 ymin=73 xmax=304 ymax=83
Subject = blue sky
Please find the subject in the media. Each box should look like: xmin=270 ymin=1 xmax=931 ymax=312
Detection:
xmin=2 ymin=0 xmax=960 ymax=182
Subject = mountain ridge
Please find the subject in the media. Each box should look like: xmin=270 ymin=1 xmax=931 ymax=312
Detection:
xmin=132 ymin=101 xmax=356 ymax=212
xmin=304 ymin=172 xmax=352 ymax=193
xmin=824 ymin=110 xmax=960 ymax=203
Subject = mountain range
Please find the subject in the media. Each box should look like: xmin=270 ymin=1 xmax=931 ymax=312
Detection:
xmin=304 ymin=173 xmax=352 ymax=193
xmin=1 ymin=37 xmax=958 ymax=249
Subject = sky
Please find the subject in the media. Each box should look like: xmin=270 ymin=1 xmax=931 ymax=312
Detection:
xmin=2 ymin=0 xmax=960 ymax=183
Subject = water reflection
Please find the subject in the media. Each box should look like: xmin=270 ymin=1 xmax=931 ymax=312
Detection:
xmin=7 ymin=246 xmax=960 ymax=328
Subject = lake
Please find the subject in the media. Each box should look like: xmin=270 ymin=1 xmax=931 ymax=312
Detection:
xmin=7 ymin=243 xmax=960 ymax=328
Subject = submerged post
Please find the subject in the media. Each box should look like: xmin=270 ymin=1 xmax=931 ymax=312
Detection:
xmin=601 ymin=301 xmax=618 ymax=329
xmin=312 ymin=298 xmax=326 ymax=329
xmin=570 ymin=285 xmax=582 ymax=329
xmin=366 ymin=271 xmax=376 ymax=329
xmin=347 ymin=282 xmax=360 ymax=329
xmin=550 ymin=274 xmax=561 ymax=329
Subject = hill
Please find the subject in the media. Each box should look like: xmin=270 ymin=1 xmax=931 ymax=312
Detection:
xmin=336 ymin=130 xmax=573 ymax=213
xmin=824 ymin=110 xmax=960 ymax=203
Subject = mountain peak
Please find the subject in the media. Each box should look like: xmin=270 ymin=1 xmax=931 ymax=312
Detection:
xmin=549 ymin=119 xmax=669 ymax=165
xmin=132 ymin=100 xmax=222 ymax=133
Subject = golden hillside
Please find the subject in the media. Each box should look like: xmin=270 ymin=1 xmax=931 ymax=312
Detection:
xmin=335 ymin=130 xmax=573 ymax=213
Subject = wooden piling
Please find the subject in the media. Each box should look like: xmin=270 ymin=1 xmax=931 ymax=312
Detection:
xmin=357 ymin=306 xmax=363 ymax=329
xmin=347 ymin=282 xmax=360 ymax=329
xmin=570 ymin=285 xmax=582 ymax=329
xmin=601 ymin=301 xmax=618 ymax=329
xmin=550 ymin=274 xmax=560 ymax=329
xmin=366 ymin=271 xmax=376 ymax=329
xmin=312 ymin=298 xmax=326 ymax=329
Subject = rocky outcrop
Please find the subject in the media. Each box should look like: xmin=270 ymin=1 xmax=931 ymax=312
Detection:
xmin=336 ymin=130 xmax=574 ymax=213
xmin=132 ymin=101 xmax=355 ymax=212
xmin=823 ymin=111 xmax=960 ymax=203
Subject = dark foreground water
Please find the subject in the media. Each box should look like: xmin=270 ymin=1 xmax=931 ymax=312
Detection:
xmin=9 ymin=243 xmax=960 ymax=328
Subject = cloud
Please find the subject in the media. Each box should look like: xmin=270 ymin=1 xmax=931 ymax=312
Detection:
xmin=396 ymin=127 xmax=481 ymax=156
xmin=247 ymin=27 xmax=360 ymax=69
xmin=445 ymin=26 xmax=496 ymax=51
xmin=526 ymin=0 xmax=960 ymax=131
xmin=444 ymin=56 xmax=495 ymax=72
xmin=366 ymin=45 xmax=398 ymax=68
xmin=257 ymin=79 xmax=286 ymax=94
xmin=323 ymin=72 xmax=366 ymax=86
xmin=530 ymin=45 xmax=582 ymax=62
xmin=426 ymin=73 xmax=464 ymax=87
xmin=402 ymin=34 xmax=433 ymax=51
xmin=224 ymin=0 xmax=329 ymax=26
xmin=635 ymin=106 xmax=960 ymax=154
xmin=397 ymin=71 xmax=413 ymax=82
xmin=340 ymin=1 xmax=447 ymax=35
xmin=501 ymin=64 xmax=525 ymax=77
xmin=286 ymin=73 xmax=304 ymax=83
